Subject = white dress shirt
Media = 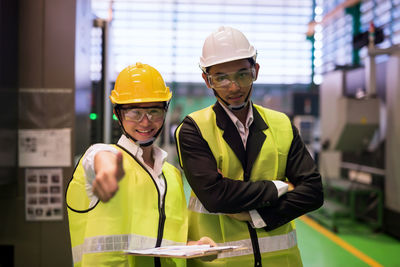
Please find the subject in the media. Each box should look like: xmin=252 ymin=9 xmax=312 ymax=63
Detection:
xmin=82 ymin=135 xmax=167 ymax=208
xmin=219 ymin=101 xmax=288 ymax=228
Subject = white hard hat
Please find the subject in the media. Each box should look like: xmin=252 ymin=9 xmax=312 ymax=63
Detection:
xmin=199 ymin=26 xmax=257 ymax=72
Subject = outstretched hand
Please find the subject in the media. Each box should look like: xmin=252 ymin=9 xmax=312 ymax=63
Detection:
xmin=92 ymin=151 xmax=125 ymax=202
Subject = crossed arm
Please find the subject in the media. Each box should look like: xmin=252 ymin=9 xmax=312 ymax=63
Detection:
xmin=176 ymin=117 xmax=324 ymax=231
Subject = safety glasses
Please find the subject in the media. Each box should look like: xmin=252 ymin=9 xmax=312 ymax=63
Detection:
xmin=120 ymin=107 xmax=166 ymax=122
xmin=207 ymin=68 xmax=256 ymax=89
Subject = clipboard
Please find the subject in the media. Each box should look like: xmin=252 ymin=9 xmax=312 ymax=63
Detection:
xmin=124 ymin=245 xmax=247 ymax=259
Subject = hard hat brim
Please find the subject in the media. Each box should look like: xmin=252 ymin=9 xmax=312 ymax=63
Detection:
xmin=200 ymin=53 xmax=257 ymax=69
xmin=110 ymin=91 xmax=172 ymax=105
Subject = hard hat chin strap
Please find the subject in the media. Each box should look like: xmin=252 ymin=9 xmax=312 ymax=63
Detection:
xmin=134 ymin=137 xmax=156 ymax=147
xmin=212 ymin=85 xmax=253 ymax=111
xmin=114 ymin=105 xmax=167 ymax=148
xmin=134 ymin=122 xmax=166 ymax=147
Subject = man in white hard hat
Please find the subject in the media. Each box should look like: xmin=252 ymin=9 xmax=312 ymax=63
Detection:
xmin=175 ymin=26 xmax=324 ymax=266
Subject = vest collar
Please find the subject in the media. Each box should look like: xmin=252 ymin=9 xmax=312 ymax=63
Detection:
xmin=213 ymin=102 xmax=246 ymax=169
xmin=212 ymin=102 xmax=269 ymax=180
xmin=213 ymin=101 xmax=268 ymax=132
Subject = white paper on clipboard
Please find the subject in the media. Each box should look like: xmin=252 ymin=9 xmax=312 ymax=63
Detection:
xmin=124 ymin=245 xmax=243 ymax=258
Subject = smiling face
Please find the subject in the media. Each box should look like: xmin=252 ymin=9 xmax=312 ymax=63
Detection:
xmin=202 ymin=59 xmax=259 ymax=107
xmin=118 ymin=102 xmax=165 ymax=142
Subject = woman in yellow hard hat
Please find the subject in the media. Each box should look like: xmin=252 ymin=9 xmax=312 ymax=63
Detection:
xmin=66 ymin=63 xmax=214 ymax=267
xmin=110 ymin=62 xmax=172 ymax=148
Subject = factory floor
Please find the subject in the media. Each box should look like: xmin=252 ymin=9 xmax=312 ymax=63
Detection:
xmin=297 ymin=216 xmax=400 ymax=267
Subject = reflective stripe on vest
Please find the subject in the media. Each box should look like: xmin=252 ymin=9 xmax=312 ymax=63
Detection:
xmin=72 ymin=233 xmax=185 ymax=264
xmin=217 ymin=230 xmax=297 ymax=258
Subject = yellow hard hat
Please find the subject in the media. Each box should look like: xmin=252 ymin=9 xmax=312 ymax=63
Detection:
xmin=110 ymin=62 xmax=172 ymax=104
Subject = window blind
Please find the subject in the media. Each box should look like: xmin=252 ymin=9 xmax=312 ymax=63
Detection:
xmin=91 ymin=0 xmax=313 ymax=85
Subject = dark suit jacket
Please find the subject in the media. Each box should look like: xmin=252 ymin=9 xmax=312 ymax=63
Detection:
xmin=175 ymin=101 xmax=323 ymax=231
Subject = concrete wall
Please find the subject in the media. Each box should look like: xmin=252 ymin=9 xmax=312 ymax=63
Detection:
xmin=0 ymin=0 xmax=91 ymax=266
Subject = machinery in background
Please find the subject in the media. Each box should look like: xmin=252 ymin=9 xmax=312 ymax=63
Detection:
xmin=293 ymin=115 xmax=318 ymax=157
xmin=314 ymin=43 xmax=400 ymax=237
xmin=328 ymin=97 xmax=380 ymax=153
xmin=292 ymin=92 xmax=320 ymax=162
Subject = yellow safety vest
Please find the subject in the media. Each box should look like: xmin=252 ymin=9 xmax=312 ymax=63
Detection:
xmin=66 ymin=145 xmax=188 ymax=267
xmin=176 ymin=104 xmax=302 ymax=267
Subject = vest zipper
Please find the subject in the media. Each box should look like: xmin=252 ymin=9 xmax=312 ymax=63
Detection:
xmin=155 ymin=173 xmax=167 ymax=247
xmin=115 ymin=145 xmax=167 ymax=267
xmin=247 ymin=223 xmax=262 ymax=267
xmin=246 ymin=169 xmax=262 ymax=267
xmin=154 ymin=173 xmax=167 ymax=267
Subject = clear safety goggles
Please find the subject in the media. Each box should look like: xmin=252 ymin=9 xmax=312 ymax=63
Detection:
xmin=207 ymin=68 xmax=256 ymax=90
xmin=120 ymin=107 xmax=166 ymax=122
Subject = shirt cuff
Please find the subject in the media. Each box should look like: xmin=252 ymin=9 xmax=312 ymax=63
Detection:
xmin=82 ymin=144 xmax=119 ymax=207
xmin=249 ymin=209 xmax=267 ymax=228
xmin=271 ymin=180 xmax=289 ymax=198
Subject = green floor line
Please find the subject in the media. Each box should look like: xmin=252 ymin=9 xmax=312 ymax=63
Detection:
xmin=296 ymin=218 xmax=370 ymax=266
xmin=296 ymin=217 xmax=400 ymax=267
xmin=330 ymin=220 xmax=400 ymax=267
